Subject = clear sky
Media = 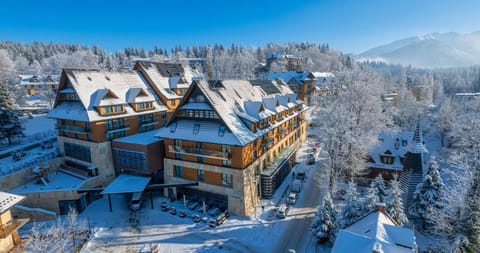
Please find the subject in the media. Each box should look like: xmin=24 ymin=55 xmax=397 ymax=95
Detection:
xmin=1 ymin=0 xmax=479 ymax=54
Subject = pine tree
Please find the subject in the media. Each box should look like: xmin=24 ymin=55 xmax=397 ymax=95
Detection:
xmin=311 ymin=192 xmax=337 ymax=243
xmin=409 ymin=159 xmax=444 ymax=230
xmin=338 ymin=180 xmax=362 ymax=229
xmin=387 ymin=175 xmax=408 ymax=225
xmin=363 ymin=174 xmax=390 ymax=213
xmin=459 ymin=166 xmax=480 ymax=253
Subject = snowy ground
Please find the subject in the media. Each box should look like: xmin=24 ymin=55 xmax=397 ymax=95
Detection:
xmin=0 ymin=114 xmax=56 ymax=176
xmin=79 ymin=136 xmax=325 ymax=253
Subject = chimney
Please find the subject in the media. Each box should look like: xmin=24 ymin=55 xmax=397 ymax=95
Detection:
xmin=374 ymin=203 xmax=386 ymax=212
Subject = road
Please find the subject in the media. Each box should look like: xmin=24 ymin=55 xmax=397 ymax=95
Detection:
xmin=273 ymin=141 xmax=329 ymax=253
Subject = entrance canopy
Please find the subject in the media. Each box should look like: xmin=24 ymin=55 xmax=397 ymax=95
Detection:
xmin=101 ymin=174 xmax=151 ymax=195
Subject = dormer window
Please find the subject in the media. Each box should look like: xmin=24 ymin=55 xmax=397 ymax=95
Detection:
xmin=402 ymin=139 xmax=408 ymax=146
xmin=99 ymin=104 xmax=124 ymax=115
xmin=134 ymin=102 xmax=153 ymax=111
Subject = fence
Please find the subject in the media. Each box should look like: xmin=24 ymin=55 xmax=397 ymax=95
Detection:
xmin=0 ymin=151 xmax=58 ymax=177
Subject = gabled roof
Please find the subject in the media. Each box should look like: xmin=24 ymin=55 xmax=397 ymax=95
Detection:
xmin=19 ymin=74 xmax=60 ymax=85
xmin=368 ymin=131 xmax=413 ymax=171
xmin=267 ymin=71 xmax=313 ymax=84
xmin=0 ymin=192 xmax=25 ymax=214
xmin=134 ymin=61 xmax=202 ymax=100
xmin=155 ymin=79 xmax=305 ymax=146
xmin=48 ymin=69 xmax=168 ymax=122
xmin=126 ymin=88 xmax=155 ymax=104
xmin=332 ymin=210 xmax=416 ymax=253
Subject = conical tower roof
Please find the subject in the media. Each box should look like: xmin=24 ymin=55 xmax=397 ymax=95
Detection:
xmin=405 ymin=121 xmax=428 ymax=154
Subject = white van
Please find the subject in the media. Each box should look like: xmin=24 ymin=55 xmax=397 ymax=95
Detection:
xmin=130 ymin=192 xmax=143 ymax=211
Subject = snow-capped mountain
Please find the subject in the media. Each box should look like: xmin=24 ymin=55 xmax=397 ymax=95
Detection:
xmin=357 ymin=31 xmax=480 ymax=68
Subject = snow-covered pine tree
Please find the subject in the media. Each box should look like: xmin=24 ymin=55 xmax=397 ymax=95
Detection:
xmin=410 ymin=158 xmax=445 ymax=230
xmin=338 ymin=180 xmax=362 ymax=229
xmin=460 ymin=165 xmax=480 ymax=253
xmin=363 ymin=174 xmax=390 ymax=213
xmin=387 ymin=175 xmax=408 ymax=225
xmin=311 ymin=192 xmax=337 ymax=243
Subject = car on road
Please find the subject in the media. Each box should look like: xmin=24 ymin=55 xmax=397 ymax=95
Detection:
xmin=307 ymin=153 xmax=315 ymax=164
xmin=291 ymin=179 xmax=303 ymax=193
xmin=277 ymin=204 xmax=290 ymax=219
xmin=169 ymin=207 xmax=177 ymax=215
xmin=287 ymin=193 xmax=297 ymax=205
xmin=295 ymin=171 xmax=306 ymax=181
xmin=179 ymin=210 xmax=187 ymax=218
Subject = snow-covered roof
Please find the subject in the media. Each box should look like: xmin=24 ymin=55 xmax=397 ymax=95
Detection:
xmin=155 ymin=79 xmax=305 ymax=146
xmin=19 ymin=74 xmax=59 ymax=85
xmin=332 ymin=210 xmax=416 ymax=253
xmin=11 ymin=170 xmax=87 ymax=193
xmin=368 ymin=131 xmax=413 ymax=171
xmin=267 ymin=71 xmax=313 ymax=84
xmin=101 ymin=174 xmax=151 ymax=195
xmin=48 ymin=69 xmax=168 ymax=122
xmin=113 ymin=130 xmax=163 ymax=145
xmin=311 ymin=72 xmax=335 ymax=78
xmin=0 ymin=192 xmax=25 ymax=214
xmin=134 ymin=61 xmax=201 ymax=100
xmin=405 ymin=122 xmax=428 ymax=154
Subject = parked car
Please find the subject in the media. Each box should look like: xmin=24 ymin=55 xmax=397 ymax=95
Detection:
xmin=307 ymin=153 xmax=315 ymax=164
xmin=161 ymin=201 xmax=168 ymax=212
xmin=208 ymin=207 xmax=221 ymax=217
xmin=287 ymin=193 xmax=297 ymax=205
xmin=291 ymin=179 xmax=303 ymax=193
xmin=277 ymin=204 xmax=290 ymax=219
xmin=295 ymin=171 xmax=306 ymax=181
xmin=169 ymin=207 xmax=177 ymax=215
xmin=193 ymin=215 xmax=201 ymax=223
xmin=130 ymin=192 xmax=143 ymax=211
xmin=208 ymin=219 xmax=217 ymax=228
xmin=179 ymin=210 xmax=187 ymax=218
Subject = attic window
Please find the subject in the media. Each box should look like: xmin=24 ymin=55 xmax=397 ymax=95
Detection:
xmin=170 ymin=122 xmax=177 ymax=133
xmin=218 ymin=125 xmax=226 ymax=137
xmin=193 ymin=124 xmax=200 ymax=135
xmin=105 ymin=76 xmax=110 ymax=81
xmin=402 ymin=140 xmax=408 ymax=146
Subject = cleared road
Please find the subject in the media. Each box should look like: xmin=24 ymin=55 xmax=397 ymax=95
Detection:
xmin=273 ymin=145 xmax=329 ymax=253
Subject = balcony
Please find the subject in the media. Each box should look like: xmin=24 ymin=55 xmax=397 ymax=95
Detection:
xmin=106 ymin=123 xmax=130 ymax=133
xmin=262 ymin=136 xmax=274 ymax=148
xmin=169 ymin=145 xmax=229 ymax=160
xmin=0 ymin=218 xmax=29 ymax=238
xmin=56 ymin=124 xmax=90 ymax=134
xmin=139 ymin=119 xmax=159 ymax=127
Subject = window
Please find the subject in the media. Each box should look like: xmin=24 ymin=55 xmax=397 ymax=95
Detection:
xmin=222 ymin=173 xmax=232 ymax=187
xmin=64 ymin=142 xmax=91 ymax=162
xmin=193 ymin=124 xmax=200 ymax=134
xmin=198 ymin=169 xmax=204 ymax=182
xmin=113 ymin=149 xmax=146 ymax=171
xmin=174 ymin=139 xmax=182 ymax=146
xmin=221 ymin=144 xmax=231 ymax=153
xmin=175 ymin=166 xmax=183 ymax=177
xmin=161 ymin=111 xmax=167 ymax=118
xmin=380 ymin=156 xmax=394 ymax=164
xmin=222 ymin=159 xmax=231 ymax=167
xmin=218 ymin=125 xmax=226 ymax=137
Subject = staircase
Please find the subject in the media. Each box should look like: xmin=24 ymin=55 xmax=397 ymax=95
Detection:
xmin=399 ymin=168 xmax=423 ymax=217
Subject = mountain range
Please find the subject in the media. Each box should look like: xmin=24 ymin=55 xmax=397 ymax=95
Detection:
xmin=357 ymin=31 xmax=480 ymax=68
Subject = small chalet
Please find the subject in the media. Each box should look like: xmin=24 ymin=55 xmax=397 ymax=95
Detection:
xmin=0 ymin=192 xmax=28 ymax=252
xmin=332 ymin=205 xmax=417 ymax=253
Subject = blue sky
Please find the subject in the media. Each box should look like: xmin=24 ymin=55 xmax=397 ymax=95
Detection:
xmin=1 ymin=0 xmax=479 ymax=54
